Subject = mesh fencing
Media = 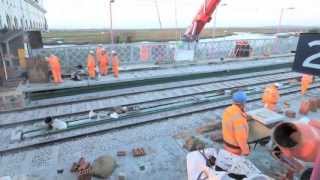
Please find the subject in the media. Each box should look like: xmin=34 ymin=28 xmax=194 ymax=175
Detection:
xmin=31 ymin=37 xmax=298 ymax=74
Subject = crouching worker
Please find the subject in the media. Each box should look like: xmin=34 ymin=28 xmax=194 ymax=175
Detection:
xmin=44 ymin=116 xmax=68 ymax=130
xmin=71 ymin=65 xmax=85 ymax=81
xmin=222 ymin=90 xmax=250 ymax=156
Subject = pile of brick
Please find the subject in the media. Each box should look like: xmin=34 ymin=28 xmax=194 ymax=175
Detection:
xmin=70 ymin=157 xmax=92 ymax=180
xmin=132 ymin=148 xmax=146 ymax=157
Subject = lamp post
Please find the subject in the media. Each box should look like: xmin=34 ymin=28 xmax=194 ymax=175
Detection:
xmin=276 ymin=7 xmax=295 ymax=34
xmin=273 ymin=7 xmax=295 ymax=53
xmin=212 ymin=3 xmax=227 ymax=39
xmin=109 ymin=0 xmax=115 ymax=45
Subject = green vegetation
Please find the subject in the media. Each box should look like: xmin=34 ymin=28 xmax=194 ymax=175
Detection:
xmin=42 ymin=27 xmax=310 ymax=45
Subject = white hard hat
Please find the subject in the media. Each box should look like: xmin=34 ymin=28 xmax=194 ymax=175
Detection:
xmin=89 ymin=50 xmax=94 ymax=54
xmin=98 ymin=44 xmax=103 ymax=47
xmin=274 ymin=83 xmax=281 ymax=87
xmin=111 ymin=50 xmax=117 ymax=55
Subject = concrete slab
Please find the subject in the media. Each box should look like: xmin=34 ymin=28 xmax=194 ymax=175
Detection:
xmin=18 ymin=56 xmax=293 ymax=93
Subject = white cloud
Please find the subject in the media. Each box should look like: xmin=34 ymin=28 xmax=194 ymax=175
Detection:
xmin=45 ymin=0 xmax=320 ymax=29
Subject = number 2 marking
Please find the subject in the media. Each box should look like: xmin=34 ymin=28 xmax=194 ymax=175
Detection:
xmin=302 ymin=40 xmax=320 ymax=69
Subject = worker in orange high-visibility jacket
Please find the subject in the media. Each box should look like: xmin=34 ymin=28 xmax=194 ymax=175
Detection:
xmin=87 ymin=51 xmax=96 ymax=79
xmin=99 ymin=49 xmax=109 ymax=76
xmin=111 ymin=51 xmax=120 ymax=78
xmin=301 ymin=74 xmax=313 ymax=95
xmin=262 ymin=83 xmax=280 ymax=111
xmin=222 ymin=90 xmax=250 ymax=156
xmin=96 ymin=44 xmax=103 ymax=63
xmin=46 ymin=54 xmax=63 ymax=84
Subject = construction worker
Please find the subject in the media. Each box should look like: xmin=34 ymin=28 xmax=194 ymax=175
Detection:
xmin=111 ymin=50 xmax=120 ymax=78
xmin=44 ymin=116 xmax=67 ymax=130
xmin=96 ymin=44 xmax=103 ymax=62
xmin=87 ymin=51 xmax=96 ymax=79
xmin=99 ymin=49 xmax=109 ymax=76
xmin=301 ymin=74 xmax=313 ymax=95
xmin=46 ymin=54 xmax=63 ymax=84
xmin=262 ymin=83 xmax=280 ymax=111
xmin=272 ymin=120 xmax=320 ymax=180
xmin=222 ymin=90 xmax=250 ymax=156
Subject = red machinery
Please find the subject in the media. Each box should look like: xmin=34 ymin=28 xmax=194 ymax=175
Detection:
xmin=183 ymin=0 xmax=221 ymax=41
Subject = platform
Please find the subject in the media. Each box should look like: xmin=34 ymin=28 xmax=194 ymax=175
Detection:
xmin=18 ymin=56 xmax=294 ymax=100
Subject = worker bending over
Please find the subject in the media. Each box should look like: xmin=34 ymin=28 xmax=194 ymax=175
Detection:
xmin=44 ymin=116 xmax=67 ymax=130
xmin=99 ymin=49 xmax=109 ymax=76
xmin=301 ymin=74 xmax=313 ymax=95
xmin=222 ymin=90 xmax=250 ymax=156
xmin=111 ymin=51 xmax=120 ymax=78
xmin=46 ymin=54 xmax=63 ymax=84
xmin=262 ymin=83 xmax=280 ymax=111
xmin=87 ymin=51 xmax=97 ymax=79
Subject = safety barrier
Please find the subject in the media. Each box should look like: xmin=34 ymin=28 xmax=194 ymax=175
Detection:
xmin=31 ymin=37 xmax=298 ymax=74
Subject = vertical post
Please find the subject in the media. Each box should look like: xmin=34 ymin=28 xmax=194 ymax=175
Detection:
xmin=277 ymin=8 xmax=284 ymax=34
xmin=109 ymin=0 xmax=114 ymax=45
xmin=0 ymin=46 xmax=8 ymax=80
xmin=154 ymin=0 xmax=162 ymax=29
xmin=212 ymin=10 xmax=217 ymax=39
xmin=174 ymin=0 xmax=179 ymax=41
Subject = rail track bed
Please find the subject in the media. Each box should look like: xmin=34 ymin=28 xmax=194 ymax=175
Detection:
xmin=1 ymin=75 xmax=317 ymax=154
xmin=0 ymin=69 xmax=298 ymax=127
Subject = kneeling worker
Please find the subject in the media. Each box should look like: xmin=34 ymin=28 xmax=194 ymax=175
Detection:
xmin=222 ymin=90 xmax=250 ymax=156
xmin=44 ymin=116 xmax=68 ymax=130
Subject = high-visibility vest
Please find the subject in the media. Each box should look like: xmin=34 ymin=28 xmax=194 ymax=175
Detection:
xmin=48 ymin=55 xmax=61 ymax=70
xmin=222 ymin=104 xmax=249 ymax=155
xmin=87 ymin=54 xmax=96 ymax=68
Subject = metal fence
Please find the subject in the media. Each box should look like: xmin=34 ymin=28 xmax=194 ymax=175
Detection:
xmin=31 ymin=37 xmax=298 ymax=74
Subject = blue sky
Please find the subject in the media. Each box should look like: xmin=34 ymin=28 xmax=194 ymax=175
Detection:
xmin=45 ymin=0 xmax=320 ymax=29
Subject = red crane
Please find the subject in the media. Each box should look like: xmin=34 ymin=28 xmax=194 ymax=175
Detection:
xmin=183 ymin=0 xmax=221 ymax=42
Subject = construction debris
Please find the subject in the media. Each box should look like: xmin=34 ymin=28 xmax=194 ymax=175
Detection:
xmin=183 ymin=136 xmax=205 ymax=151
xmin=196 ymin=122 xmax=221 ymax=134
xmin=117 ymin=151 xmax=127 ymax=157
xmin=317 ymin=98 xmax=320 ymax=108
xmin=309 ymin=98 xmax=318 ymax=112
xmin=70 ymin=157 xmax=92 ymax=180
xmin=285 ymin=110 xmax=296 ymax=118
xmin=210 ymin=130 xmax=223 ymax=142
xmin=91 ymin=155 xmax=116 ymax=179
xmin=118 ymin=172 xmax=127 ymax=180
xmin=299 ymin=100 xmax=310 ymax=115
xmin=132 ymin=148 xmax=146 ymax=157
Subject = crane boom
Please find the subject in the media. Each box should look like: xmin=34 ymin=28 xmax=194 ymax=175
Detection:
xmin=183 ymin=0 xmax=221 ymax=42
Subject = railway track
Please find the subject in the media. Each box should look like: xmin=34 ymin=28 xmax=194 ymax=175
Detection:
xmin=0 ymin=69 xmax=298 ymax=128
xmin=1 ymin=75 xmax=318 ymax=154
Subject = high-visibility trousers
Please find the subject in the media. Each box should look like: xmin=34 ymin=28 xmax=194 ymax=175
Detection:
xmin=52 ymin=67 xmax=63 ymax=83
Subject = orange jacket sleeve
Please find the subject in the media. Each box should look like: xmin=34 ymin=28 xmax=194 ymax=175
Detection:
xmin=233 ymin=117 xmax=250 ymax=155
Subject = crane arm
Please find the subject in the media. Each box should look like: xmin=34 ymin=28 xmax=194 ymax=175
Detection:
xmin=183 ymin=0 xmax=221 ymax=42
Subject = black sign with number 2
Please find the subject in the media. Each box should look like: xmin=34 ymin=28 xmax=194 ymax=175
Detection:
xmin=293 ymin=33 xmax=320 ymax=75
